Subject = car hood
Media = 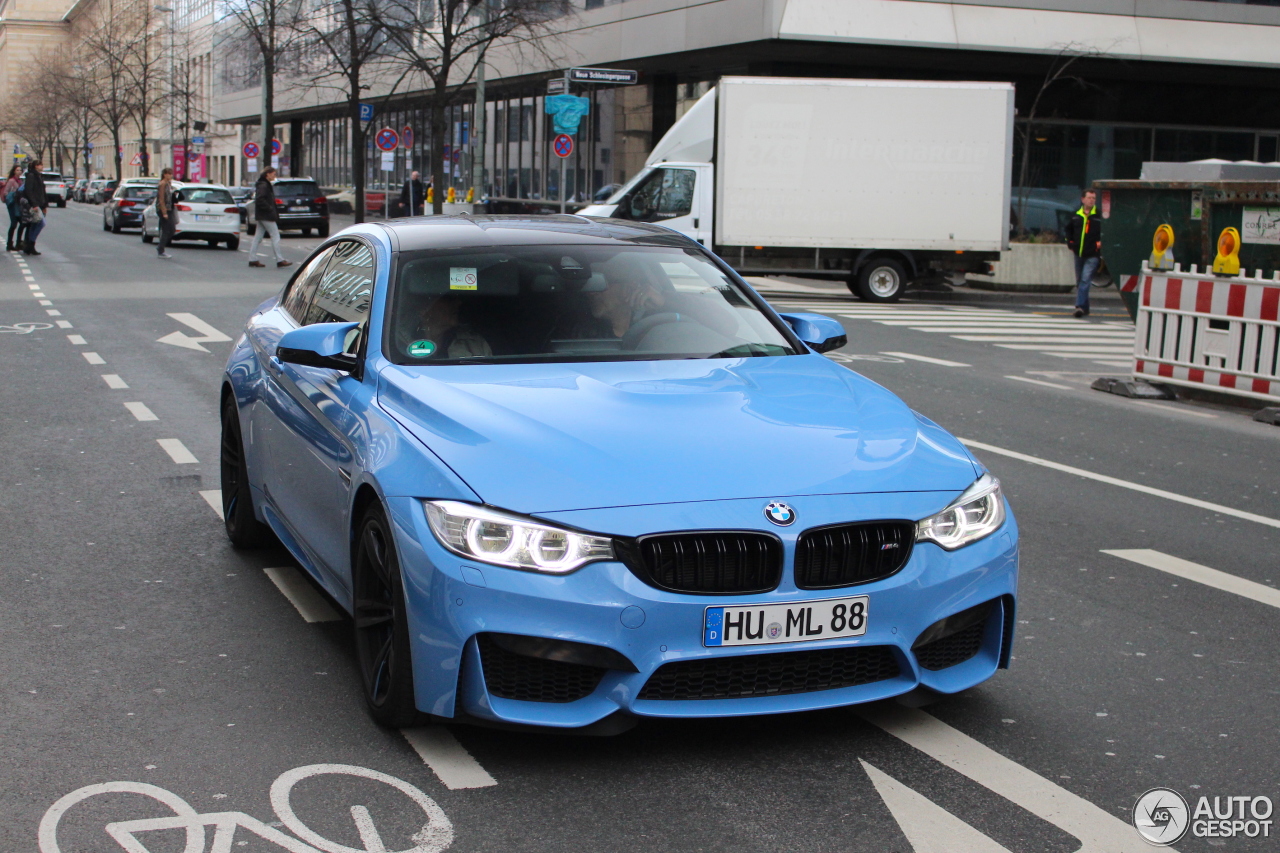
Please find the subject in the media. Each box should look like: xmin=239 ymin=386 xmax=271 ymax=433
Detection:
xmin=377 ymin=356 xmax=978 ymax=513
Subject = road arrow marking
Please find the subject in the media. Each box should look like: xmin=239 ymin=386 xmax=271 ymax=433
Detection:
xmin=860 ymin=760 xmax=1012 ymax=853
xmin=157 ymin=312 xmax=232 ymax=352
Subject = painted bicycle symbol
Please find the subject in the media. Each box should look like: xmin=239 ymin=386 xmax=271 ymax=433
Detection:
xmin=0 ymin=322 xmax=52 ymax=334
xmin=39 ymin=763 xmax=454 ymax=853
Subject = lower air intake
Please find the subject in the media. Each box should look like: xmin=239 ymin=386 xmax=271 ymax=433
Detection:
xmin=913 ymin=621 xmax=986 ymax=671
xmin=477 ymin=634 xmax=606 ymax=703
xmin=638 ymin=645 xmax=900 ymax=700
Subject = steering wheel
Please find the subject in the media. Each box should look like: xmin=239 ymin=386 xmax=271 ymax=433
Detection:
xmin=621 ymin=312 xmax=684 ymax=351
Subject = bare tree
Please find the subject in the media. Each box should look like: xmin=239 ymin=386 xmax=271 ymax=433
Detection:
xmin=2 ymin=60 xmax=72 ymax=170
xmin=49 ymin=52 xmax=104 ymax=179
xmin=221 ymin=0 xmax=308 ymax=176
xmin=78 ymin=0 xmax=138 ymax=181
xmin=302 ymin=0 xmax=393 ymax=223
xmin=122 ymin=3 xmax=172 ymax=176
xmin=374 ymin=0 xmax=568 ymax=214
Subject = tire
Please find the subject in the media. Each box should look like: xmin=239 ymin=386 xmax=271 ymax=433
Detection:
xmin=352 ymin=503 xmax=421 ymax=728
xmin=207 ymin=238 xmax=218 ymax=247
xmin=111 ymin=215 xmax=121 ymax=234
xmin=142 ymin=230 xmax=153 ymax=243
xmin=856 ymin=259 xmax=907 ymax=303
xmin=318 ymin=223 xmax=330 ymax=238
xmin=57 ymin=199 xmax=66 ymax=208
xmin=226 ymin=236 xmax=240 ymax=250
xmin=102 ymin=217 xmax=110 ymax=232
xmin=247 ymin=222 xmax=257 ymax=236
xmin=219 ymin=395 xmax=275 ymax=549
xmin=301 ymin=227 xmax=311 ymax=237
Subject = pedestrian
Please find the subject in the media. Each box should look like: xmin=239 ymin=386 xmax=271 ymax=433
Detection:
xmin=248 ymin=167 xmax=290 ymax=268
xmin=21 ymin=159 xmax=47 ymax=256
xmin=399 ymin=170 xmax=426 ymax=216
xmin=3 ymin=164 xmax=24 ymax=252
xmin=1066 ymin=188 xmax=1103 ymax=318
xmin=156 ymin=167 xmax=176 ymax=259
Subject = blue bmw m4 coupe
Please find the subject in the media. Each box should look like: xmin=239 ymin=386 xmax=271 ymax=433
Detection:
xmin=220 ymin=215 xmax=1018 ymax=732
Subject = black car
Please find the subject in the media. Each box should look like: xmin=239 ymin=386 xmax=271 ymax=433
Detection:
xmin=103 ymin=183 xmax=158 ymax=232
xmin=246 ymin=177 xmax=329 ymax=237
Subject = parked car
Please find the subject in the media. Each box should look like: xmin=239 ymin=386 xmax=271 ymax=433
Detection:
xmin=71 ymin=179 xmax=91 ymax=202
xmin=218 ymin=215 xmax=1019 ymax=732
xmin=90 ymin=179 xmax=119 ymax=204
xmin=103 ymin=182 xmax=159 ymax=232
xmin=246 ymin=177 xmax=329 ymax=237
xmin=42 ymin=172 xmax=68 ymax=207
xmin=140 ymin=183 xmax=241 ymax=249
xmin=229 ymin=186 xmax=253 ymax=224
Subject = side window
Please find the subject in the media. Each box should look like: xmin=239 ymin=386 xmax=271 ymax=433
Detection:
xmin=625 ymin=168 xmax=696 ymax=222
xmin=282 ymin=245 xmax=336 ymax=322
xmin=300 ymin=240 xmax=375 ymax=353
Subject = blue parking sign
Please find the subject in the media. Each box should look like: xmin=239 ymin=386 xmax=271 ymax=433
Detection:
xmin=359 ymin=103 xmax=374 ymax=122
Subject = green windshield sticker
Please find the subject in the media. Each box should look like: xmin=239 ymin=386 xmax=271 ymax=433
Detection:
xmin=449 ymin=267 xmax=478 ymax=290
xmin=407 ymin=339 xmax=437 ymax=358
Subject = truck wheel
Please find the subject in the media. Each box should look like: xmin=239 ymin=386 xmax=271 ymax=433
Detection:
xmin=856 ymin=259 xmax=907 ymax=303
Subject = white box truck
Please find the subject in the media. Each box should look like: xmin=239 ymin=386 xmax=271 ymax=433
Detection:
xmin=580 ymin=76 xmax=1014 ymax=302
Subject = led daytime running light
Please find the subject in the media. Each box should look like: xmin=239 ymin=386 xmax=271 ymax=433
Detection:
xmin=424 ymin=500 xmax=614 ymax=574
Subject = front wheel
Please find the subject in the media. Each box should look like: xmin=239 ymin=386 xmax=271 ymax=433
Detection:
xmin=142 ymin=229 xmax=153 ymax=243
xmin=219 ymin=395 xmax=275 ymax=549
xmin=353 ymin=504 xmax=421 ymax=728
xmin=855 ymin=259 xmax=907 ymax=303
xmin=111 ymin=215 xmax=121 ymax=234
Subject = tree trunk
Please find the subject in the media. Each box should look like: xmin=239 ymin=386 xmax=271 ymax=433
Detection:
xmin=260 ymin=53 xmax=274 ymax=179
xmin=351 ymin=91 xmax=365 ymax=224
xmin=430 ymin=96 xmax=446 ymax=215
xmin=112 ymin=127 xmax=123 ymax=181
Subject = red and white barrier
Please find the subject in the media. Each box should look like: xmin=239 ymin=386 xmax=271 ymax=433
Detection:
xmin=1133 ymin=268 xmax=1280 ymax=403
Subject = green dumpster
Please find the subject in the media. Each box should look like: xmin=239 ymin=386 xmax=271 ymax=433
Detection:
xmin=1093 ymin=180 xmax=1280 ymax=321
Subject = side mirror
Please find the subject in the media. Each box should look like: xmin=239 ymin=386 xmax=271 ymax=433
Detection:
xmin=277 ymin=321 xmax=361 ymax=371
xmin=779 ymin=312 xmax=847 ymax=354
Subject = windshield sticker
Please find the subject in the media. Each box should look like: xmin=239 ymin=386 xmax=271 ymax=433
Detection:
xmin=449 ymin=268 xmax=478 ymax=290
xmin=407 ymin=339 xmax=437 ymax=358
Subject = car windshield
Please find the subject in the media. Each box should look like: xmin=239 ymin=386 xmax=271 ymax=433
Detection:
xmin=387 ymin=244 xmax=798 ymax=365
xmin=183 ymin=187 xmax=233 ymax=204
xmin=275 ymin=181 xmax=319 ymax=199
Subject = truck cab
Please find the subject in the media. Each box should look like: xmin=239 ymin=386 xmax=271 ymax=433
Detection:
xmin=584 ymin=162 xmax=713 ymax=247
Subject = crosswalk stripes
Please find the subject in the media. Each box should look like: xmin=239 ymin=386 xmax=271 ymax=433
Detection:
xmin=769 ymin=300 xmax=1135 ymax=367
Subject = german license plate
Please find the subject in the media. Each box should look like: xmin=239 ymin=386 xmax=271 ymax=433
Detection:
xmin=703 ymin=595 xmax=868 ymax=647
xmin=289 ymin=205 xmax=308 ymax=212
xmin=194 ymin=214 xmax=218 ymax=221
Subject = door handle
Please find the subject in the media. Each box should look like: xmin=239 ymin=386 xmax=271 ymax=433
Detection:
xmin=693 ymin=217 xmax=699 ymax=228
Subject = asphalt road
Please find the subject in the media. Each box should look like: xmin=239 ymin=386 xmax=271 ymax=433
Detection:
xmin=3 ymin=204 xmax=1277 ymax=853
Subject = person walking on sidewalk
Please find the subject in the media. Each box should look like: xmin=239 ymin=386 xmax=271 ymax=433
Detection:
xmin=1067 ymin=188 xmax=1103 ymax=318
xmin=4 ymin=164 xmax=24 ymax=252
xmin=248 ymin=167 xmax=291 ymax=269
xmin=156 ymin=168 xmax=176 ymax=259
xmin=21 ymin=159 xmax=47 ymax=256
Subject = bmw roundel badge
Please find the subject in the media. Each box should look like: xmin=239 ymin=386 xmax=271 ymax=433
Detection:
xmin=764 ymin=501 xmax=796 ymax=526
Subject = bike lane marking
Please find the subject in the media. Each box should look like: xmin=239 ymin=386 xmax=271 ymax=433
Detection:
xmin=860 ymin=706 xmax=1169 ymax=853
xmin=860 ymin=759 xmax=1012 ymax=853
xmin=402 ymin=727 xmax=497 ymax=790
xmin=1102 ymin=549 xmax=1280 ymax=610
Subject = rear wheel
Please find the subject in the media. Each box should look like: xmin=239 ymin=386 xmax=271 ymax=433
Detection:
xmin=226 ymin=235 xmax=240 ymax=250
xmin=141 ymin=229 xmax=153 ymax=243
xmin=219 ymin=395 xmax=275 ymax=549
xmin=301 ymin=227 xmax=311 ymax=237
xmin=57 ymin=199 xmax=66 ymax=208
xmin=318 ymin=223 xmax=330 ymax=239
xmin=855 ymin=259 xmax=907 ymax=303
xmin=102 ymin=216 xmax=110 ymax=232
xmin=352 ymin=504 xmax=421 ymax=728
xmin=207 ymin=238 xmax=218 ymax=247
xmin=246 ymin=222 xmax=257 ymax=236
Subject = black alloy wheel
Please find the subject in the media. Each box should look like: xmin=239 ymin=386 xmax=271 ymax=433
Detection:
xmin=219 ymin=395 xmax=275 ymax=548
xmin=352 ymin=505 xmax=421 ymax=728
xmin=111 ymin=213 xmax=121 ymax=233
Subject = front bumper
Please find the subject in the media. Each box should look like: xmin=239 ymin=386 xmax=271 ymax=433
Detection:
xmin=387 ymin=490 xmax=1018 ymax=729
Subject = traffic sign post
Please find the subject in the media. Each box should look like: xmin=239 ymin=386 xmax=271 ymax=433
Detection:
xmin=375 ymin=128 xmax=399 ymax=152
xmin=554 ymin=134 xmax=574 ymax=214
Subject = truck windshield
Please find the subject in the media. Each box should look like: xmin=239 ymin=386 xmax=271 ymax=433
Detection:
xmin=387 ymin=244 xmax=797 ymax=365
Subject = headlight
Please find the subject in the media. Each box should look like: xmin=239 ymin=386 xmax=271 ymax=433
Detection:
xmin=916 ymin=474 xmax=1006 ymax=550
xmin=423 ymin=500 xmax=614 ymax=574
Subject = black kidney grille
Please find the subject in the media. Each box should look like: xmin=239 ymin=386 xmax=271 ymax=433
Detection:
xmin=624 ymin=532 xmax=782 ymax=594
xmin=914 ymin=621 xmax=986 ymax=671
xmin=794 ymin=521 xmax=915 ymax=589
xmin=638 ymin=645 xmax=900 ymax=700
xmin=477 ymin=634 xmax=606 ymax=703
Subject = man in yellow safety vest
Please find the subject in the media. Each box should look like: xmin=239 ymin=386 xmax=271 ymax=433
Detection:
xmin=1066 ymin=189 xmax=1103 ymax=318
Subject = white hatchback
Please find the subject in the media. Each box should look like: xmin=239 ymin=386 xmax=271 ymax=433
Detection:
xmin=141 ymin=183 xmax=241 ymax=250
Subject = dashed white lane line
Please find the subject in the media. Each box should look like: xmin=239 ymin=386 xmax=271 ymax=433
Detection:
xmin=1103 ymin=549 xmax=1280 ymax=610
xmin=263 ymin=566 xmax=341 ymax=623
xmin=197 ymin=484 xmax=222 ymax=512
xmin=38 ymin=300 xmax=52 ymax=306
xmin=881 ymin=351 xmax=970 ymax=367
xmin=55 ymin=320 xmax=72 ymax=329
xmin=962 ymin=438 xmax=1280 ymax=530
xmin=156 ymin=438 xmax=198 ymax=464
xmin=101 ymin=374 xmax=129 ymax=389
xmin=46 ymin=309 xmax=61 ymax=316
xmin=402 ymin=727 xmax=498 ymax=790
xmin=1129 ymin=400 xmax=1217 ymax=419
xmin=66 ymin=334 xmax=86 ymax=345
xmin=123 ymin=402 xmax=158 ymax=421
xmin=27 ymin=284 xmax=38 ymax=290
xmin=1005 ymin=375 xmax=1072 ymax=390
xmin=82 ymin=352 xmax=106 ymax=365
xmin=861 ymin=760 xmax=1012 ymax=853
xmin=863 ymin=706 xmax=1159 ymax=853
xmin=32 ymin=291 xmax=45 ymax=297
